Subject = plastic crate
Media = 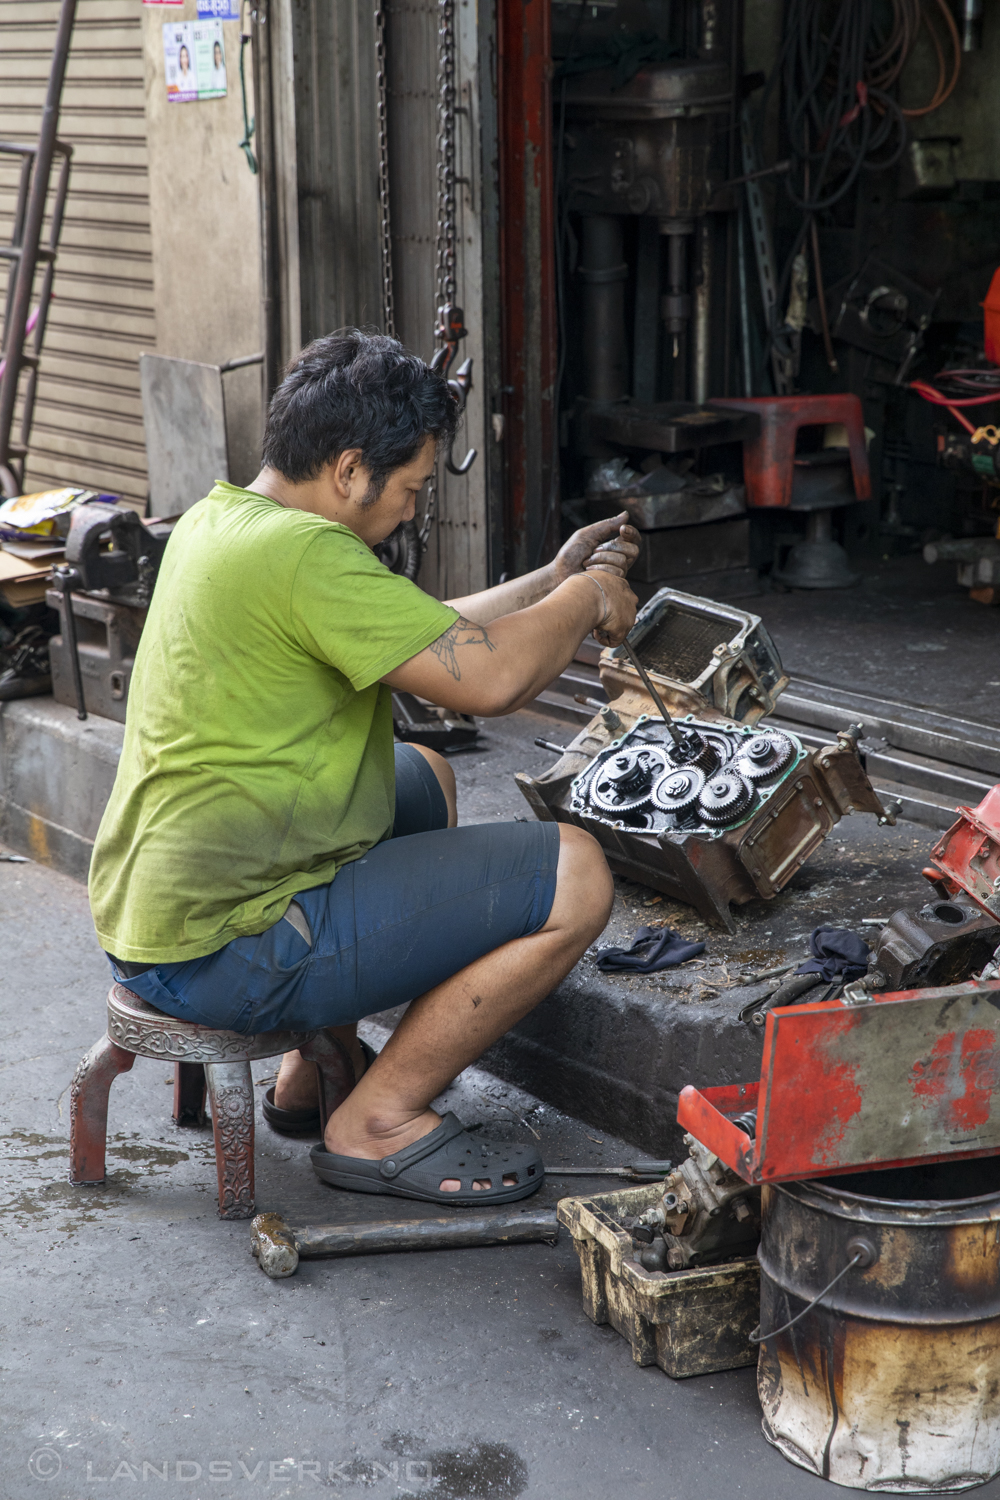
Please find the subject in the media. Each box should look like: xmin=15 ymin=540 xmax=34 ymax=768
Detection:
xmin=557 ymin=1183 xmax=759 ymax=1379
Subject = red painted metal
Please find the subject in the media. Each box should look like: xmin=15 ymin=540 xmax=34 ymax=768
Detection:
xmin=497 ymin=0 xmax=557 ymax=574
xmin=926 ymin=783 xmax=1000 ymax=919
xmin=677 ymin=978 xmax=1000 ymax=1184
xmin=710 ymin=393 xmax=871 ymax=509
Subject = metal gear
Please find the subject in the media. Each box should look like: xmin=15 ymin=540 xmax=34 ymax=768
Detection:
xmin=734 ymin=730 xmax=795 ymax=783
xmin=589 ymin=745 xmax=670 ymax=814
xmin=651 ymin=765 xmax=706 ymax=817
xmin=666 ymin=727 xmax=722 ymax=776
xmin=697 ymin=770 xmax=755 ymax=826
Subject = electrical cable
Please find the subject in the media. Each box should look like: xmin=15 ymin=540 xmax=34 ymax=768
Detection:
xmin=754 ymin=0 xmax=960 ymax=378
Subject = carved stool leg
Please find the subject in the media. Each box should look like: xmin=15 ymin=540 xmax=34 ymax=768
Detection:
xmin=173 ymin=1062 xmax=207 ymax=1126
xmin=300 ymin=1031 xmax=356 ymax=1131
xmin=204 ymin=1060 xmax=255 ymax=1219
xmin=70 ymin=1034 xmax=136 ymax=1184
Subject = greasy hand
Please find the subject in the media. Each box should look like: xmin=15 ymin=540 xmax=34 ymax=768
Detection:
xmin=587 ymin=566 xmax=637 ymax=649
xmin=551 ymin=511 xmax=639 ymax=584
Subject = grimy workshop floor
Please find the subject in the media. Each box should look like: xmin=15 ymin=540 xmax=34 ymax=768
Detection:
xmin=6 ymin=556 xmax=1000 ymax=1500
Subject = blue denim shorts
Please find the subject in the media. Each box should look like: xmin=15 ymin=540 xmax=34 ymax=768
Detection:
xmin=108 ymin=744 xmax=560 ymax=1034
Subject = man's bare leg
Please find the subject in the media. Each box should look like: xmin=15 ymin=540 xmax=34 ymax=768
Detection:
xmin=273 ymin=745 xmax=457 ymax=1110
xmin=322 ymin=823 xmax=612 ymax=1189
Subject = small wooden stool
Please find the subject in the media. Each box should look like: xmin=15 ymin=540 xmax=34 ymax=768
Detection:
xmin=70 ymin=983 xmax=352 ymax=1219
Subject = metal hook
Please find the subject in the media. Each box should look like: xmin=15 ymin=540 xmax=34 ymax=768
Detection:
xmin=445 ymin=357 xmax=477 ymax=474
xmin=431 ymin=307 xmax=477 ymax=477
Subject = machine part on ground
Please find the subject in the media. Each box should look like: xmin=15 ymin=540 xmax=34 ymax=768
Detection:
xmin=570 ymin=719 xmax=799 ymax=837
xmin=678 ymin=977 xmax=1000 ymax=1185
xmin=251 ymin=1207 xmax=559 ymax=1278
xmin=634 ymin=1132 xmax=761 ymax=1272
xmin=391 ymin=691 xmax=478 ymax=753
xmin=521 ymin=711 xmax=889 ymax=928
xmin=0 ymin=0 xmax=76 ymax=498
xmin=925 ymin=783 xmax=1000 ymax=920
xmin=598 ymin=587 xmax=789 ymax=725
xmin=517 ymin=587 xmax=892 ymax=927
xmin=757 ymin=1164 xmax=1000 ymax=1491
xmin=924 ymin=535 xmax=1000 ymax=604
xmin=557 ymin=1181 xmax=760 ymax=1379
xmin=0 ymin=622 xmax=52 ymax=701
xmin=862 ymin=897 xmax=999 ymax=993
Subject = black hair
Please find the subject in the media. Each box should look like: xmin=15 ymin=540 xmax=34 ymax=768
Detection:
xmin=260 ymin=327 xmax=458 ymax=499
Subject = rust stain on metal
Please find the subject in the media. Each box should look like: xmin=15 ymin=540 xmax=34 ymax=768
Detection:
xmin=944 ymin=1222 xmax=1000 ymax=1296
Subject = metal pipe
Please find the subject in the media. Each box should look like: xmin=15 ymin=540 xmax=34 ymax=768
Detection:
xmin=659 ymin=220 xmax=692 ymax=398
xmin=54 ymin=566 xmax=86 ymax=720
xmin=692 ymin=218 xmax=712 ymax=403
xmin=579 ymin=215 xmax=628 ymax=403
xmin=737 ymin=205 xmax=753 ymax=396
xmin=251 ymin=0 xmax=281 ymax=405
xmin=619 ymin=638 xmax=684 ymax=748
xmin=0 ymin=0 xmax=77 ymax=483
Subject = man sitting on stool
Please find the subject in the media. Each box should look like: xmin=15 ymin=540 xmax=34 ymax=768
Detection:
xmin=89 ymin=328 xmax=638 ymax=1205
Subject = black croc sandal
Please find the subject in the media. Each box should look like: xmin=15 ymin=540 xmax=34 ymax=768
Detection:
xmin=309 ymin=1111 xmax=545 ymax=1205
xmin=262 ymin=1039 xmax=377 ymax=1137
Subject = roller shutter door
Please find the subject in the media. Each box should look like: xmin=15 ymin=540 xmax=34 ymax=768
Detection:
xmin=0 ymin=0 xmax=154 ymax=508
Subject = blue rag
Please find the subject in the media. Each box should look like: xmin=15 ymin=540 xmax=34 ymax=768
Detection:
xmin=595 ymin=925 xmax=706 ymax=974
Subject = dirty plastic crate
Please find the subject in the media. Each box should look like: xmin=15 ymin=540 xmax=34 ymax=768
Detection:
xmin=557 ymin=1183 xmax=759 ymax=1379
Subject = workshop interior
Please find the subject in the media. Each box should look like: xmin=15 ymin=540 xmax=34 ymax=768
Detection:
xmin=9 ymin=0 xmax=1000 ymax=1494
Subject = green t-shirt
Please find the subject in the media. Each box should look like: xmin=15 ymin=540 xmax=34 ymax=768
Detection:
xmin=89 ymin=482 xmax=458 ymax=964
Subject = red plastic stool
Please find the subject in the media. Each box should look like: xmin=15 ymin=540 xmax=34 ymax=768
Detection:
xmin=712 ymin=394 xmax=870 ymax=588
xmin=69 ymin=983 xmax=354 ymax=1219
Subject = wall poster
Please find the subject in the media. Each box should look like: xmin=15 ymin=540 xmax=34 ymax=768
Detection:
xmin=163 ymin=19 xmax=227 ymax=102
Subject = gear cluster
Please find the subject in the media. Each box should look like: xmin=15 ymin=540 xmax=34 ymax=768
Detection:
xmin=571 ymin=719 xmax=798 ymax=835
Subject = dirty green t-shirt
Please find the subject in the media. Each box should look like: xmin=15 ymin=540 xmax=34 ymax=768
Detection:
xmin=89 ymin=482 xmax=458 ymax=964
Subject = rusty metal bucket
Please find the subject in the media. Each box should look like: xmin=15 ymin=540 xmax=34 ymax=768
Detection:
xmin=757 ymin=1161 xmax=1000 ymax=1492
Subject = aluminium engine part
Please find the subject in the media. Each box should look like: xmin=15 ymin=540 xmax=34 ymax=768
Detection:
xmin=636 ymin=1133 xmax=761 ymax=1271
xmin=651 ymin=764 xmax=705 ymax=816
xmin=598 ymin=587 xmax=790 ymax=726
xmin=733 ymin=730 xmax=794 ymax=784
xmin=697 ymin=770 xmax=755 ymax=826
xmin=589 ymin=744 xmax=670 ymax=814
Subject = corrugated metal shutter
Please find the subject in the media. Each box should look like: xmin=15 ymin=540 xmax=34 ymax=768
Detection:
xmin=0 ymin=0 xmax=154 ymax=508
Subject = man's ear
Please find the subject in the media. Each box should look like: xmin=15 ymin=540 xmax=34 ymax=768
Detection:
xmin=330 ymin=448 xmax=365 ymax=499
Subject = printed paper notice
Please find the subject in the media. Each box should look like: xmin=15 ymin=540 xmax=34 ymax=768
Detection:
xmin=197 ymin=0 xmax=240 ymax=16
xmin=163 ymin=20 xmax=227 ymax=103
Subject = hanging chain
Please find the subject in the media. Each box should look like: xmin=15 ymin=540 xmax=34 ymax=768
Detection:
xmin=419 ymin=0 xmax=459 ymax=552
xmin=374 ymin=0 xmax=395 ymax=339
xmin=433 ymin=0 xmax=458 ymax=314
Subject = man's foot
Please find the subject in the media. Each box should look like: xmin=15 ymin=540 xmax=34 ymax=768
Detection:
xmin=323 ymin=1108 xmax=518 ymax=1192
xmin=311 ymin=1111 xmax=541 ymax=1202
xmin=273 ymin=1031 xmax=368 ymax=1111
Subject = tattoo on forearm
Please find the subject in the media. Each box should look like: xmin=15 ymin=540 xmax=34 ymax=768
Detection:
xmin=428 ymin=615 xmax=496 ymax=681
